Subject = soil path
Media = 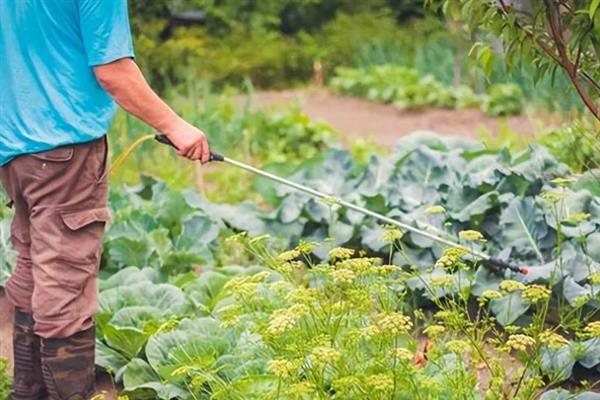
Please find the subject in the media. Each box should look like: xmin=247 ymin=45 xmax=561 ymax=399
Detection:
xmin=244 ymin=89 xmax=545 ymax=146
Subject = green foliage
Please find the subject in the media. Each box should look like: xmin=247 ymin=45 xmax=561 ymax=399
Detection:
xmin=107 ymin=96 xmax=335 ymax=201
xmin=482 ymin=83 xmax=523 ymax=116
xmin=95 ymin=234 xmax=600 ymax=398
xmin=0 ymin=355 xmax=11 ymax=399
xmin=0 ymin=187 xmax=13 ymax=288
xmin=102 ymin=177 xmax=223 ymax=277
xmin=538 ymin=119 xmax=600 ymax=173
xmin=331 ymin=65 xmax=527 ymax=116
xmin=428 ymin=0 xmax=600 ymax=121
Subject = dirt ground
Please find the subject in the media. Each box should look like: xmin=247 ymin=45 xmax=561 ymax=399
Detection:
xmin=244 ymin=89 xmax=547 ymax=146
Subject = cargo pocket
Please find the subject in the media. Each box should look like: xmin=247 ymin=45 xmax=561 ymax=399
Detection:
xmin=56 ymin=207 xmax=111 ymax=289
xmin=29 ymin=146 xmax=75 ymax=179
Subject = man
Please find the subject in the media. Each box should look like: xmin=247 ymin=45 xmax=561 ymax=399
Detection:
xmin=0 ymin=1 xmax=209 ymax=398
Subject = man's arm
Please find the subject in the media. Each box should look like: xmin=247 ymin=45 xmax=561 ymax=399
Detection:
xmin=93 ymin=58 xmax=209 ymax=162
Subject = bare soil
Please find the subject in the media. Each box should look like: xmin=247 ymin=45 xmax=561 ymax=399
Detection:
xmin=244 ymin=89 xmax=547 ymax=146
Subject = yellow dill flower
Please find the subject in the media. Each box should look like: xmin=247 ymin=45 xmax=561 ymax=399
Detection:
xmin=338 ymin=257 xmax=378 ymax=275
xmin=506 ymin=334 xmax=536 ymax=352
xmin=288 ymin=304 xmax=310 ymax=318
xmin=295 ymin=240 xmax=318 ymax=254
xmin=375 ymin=313 xmax=413 ymax=335
xmin=268 ymin=359 xmax=297 ymax=378
xmin=116 ymin=396 xmax=129 ymax=400
xmin=332 ymin=268 xmax=356 ymax=284
xmin=538 ymin=330 xmax=569 ymax=350
xmin=289 ymin=381 xmax=315 ymax=396
xmin=286 ymin=288 xmax=320 ymax=304
xmin=522 ymin=284 xmax=551 ymax=303
xmin=551 ymin=177 xmax=577 ymax=186
xmin=332 ymin=376 xmax=361 ymax=393
xmin=565 ymin=213 xmax=591 ymax=224
xmin=377 ymin=264 xmax=401 ymax=275
xmin=328 ymin=247 xmax=355 ymax=260
xmin=171 ymin=365 xmax=193 ymax=376
xmin=311 ymin=346 xmax=341 ymax=365
xmin=423 ymin=324 xmax=446 ymax=338
xmin=90 ymin=392 xmax=109 ymax=400
xmin=435 ymin=247 xmax=469 ymax=269
xmin=266 ymin=313 xmax=297 ymax=335
xmin=499 ymin=280 xmax=526 ymax=293
xmin=583 ymin=321 xmax=600 ymax=338
xmin=481 ymin=290 xmax=503 ymax=300
xmin=459 ymin=230 xmax=486 ymax=241
xmin=360 ymin=324 xmax=381 ymax=339
xmin=224 ymin=232 xmax=247 ymax=244
xmin=573 ymin=295 xmax=591 ymax=308
xmin=250 ymin=271 xmax=270 ymax=283
xmin=367 ymin=374 xmax=394 ymax=392
xmin=331 ymin=301 xmax=347 ymax=314
xmin=540 ymin=191 xmax=564 ymax=203
xmin=589 ymin=272 xmax=600 ymax=285
xmin=446 ymin=339 xmax=470 ymax=353
xmin=380 ymin=228 xmax=404 ymax=243
xmin=269 ymin=281 xmax=290 ymax=292
xmin=425 ymin=205 xmax=446 ymax=215
xmin=389 ymin=347 xmax=414 ymax=361
xmin=277 ymin=249 xmax=301 ymax=262
xmin=430 ymin=275 xmax=454 ymax=287
xmin=219 ymin=315 xmax=241 ymax=329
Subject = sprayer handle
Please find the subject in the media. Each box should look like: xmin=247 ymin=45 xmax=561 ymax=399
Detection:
xmin=483 ymin=258 xmax=528 ymax=275
xmin=155 ymin=134 xmax=224 ymax=162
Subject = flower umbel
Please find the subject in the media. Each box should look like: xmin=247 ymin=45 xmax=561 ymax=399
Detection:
xmin=328 ymin=247 xmax=355 ymax=260
xmin=506 ymin=334 xmax=536 ymax=352
xmin=538 ymin=330 xmax=569 ymax=349
xmin=425 ymin=205 xmax=446 ymax=214
xmin=583 ymin=322 xmax=600 ymax=338
xmin=311 ymin=346 xmax=341 ymax=365
xmin=435 ymin=247 xmax=469 ymax=269
xmin=499 ymin=280 xmax=526 ymax=293
xmin=522 ymin=284 xmax=551 ymax=303
xmin=375 ymin=313 xmax=413 ymax=335
xmin=458 ymin=230 xmax=486 ymax=241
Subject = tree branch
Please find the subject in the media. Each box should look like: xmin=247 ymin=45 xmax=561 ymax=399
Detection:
xmin=497 ymin=0 xmax=599 ymax=120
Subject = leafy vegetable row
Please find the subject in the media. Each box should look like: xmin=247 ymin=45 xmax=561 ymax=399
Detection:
xmin=330 ymin=65 xmax=524 ymax=116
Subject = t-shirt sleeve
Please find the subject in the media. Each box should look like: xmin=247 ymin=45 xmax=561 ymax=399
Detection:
xmin=77 ymin=0 xmax=135 ymax=66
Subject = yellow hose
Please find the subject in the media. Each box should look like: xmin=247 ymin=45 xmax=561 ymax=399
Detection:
xmin=107 ymin=134 xmax=156 ymax=177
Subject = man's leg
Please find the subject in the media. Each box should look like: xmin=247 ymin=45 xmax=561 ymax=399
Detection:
xmin=11 ymin=137 xmax=109 ymax=399
xmin=1 ymin=163 xmax=48 ymax=399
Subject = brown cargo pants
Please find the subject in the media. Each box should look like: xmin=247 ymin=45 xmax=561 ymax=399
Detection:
xmin=0 ymin=137 xmax=109 ymax=339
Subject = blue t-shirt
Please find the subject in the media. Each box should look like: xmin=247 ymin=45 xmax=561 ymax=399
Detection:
xmin=0 ymin=0 xmax=134 ymax=166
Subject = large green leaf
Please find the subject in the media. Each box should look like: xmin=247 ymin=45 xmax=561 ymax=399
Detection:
xmin=499 ymin=197 xmax=552 ymax=262
xmin=145 ymin=318 xmax=234 ymax=384
xmin=122 ymin=358 xmax=188 ymax=400
xmin=99 ymin=282 xmax=189 ymax=319
xmin=489 ymin=291 xmax=530 ymax=326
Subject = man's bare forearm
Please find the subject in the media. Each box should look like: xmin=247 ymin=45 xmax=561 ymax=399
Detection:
xmin=93 ymin=58 xmax=210 ymax=162
xmin=93 ymin=58 xmax=183 ymax=135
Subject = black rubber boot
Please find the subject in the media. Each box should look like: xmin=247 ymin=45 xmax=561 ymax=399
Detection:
xmin=41 ymin=326 xmax=96 ymax=400
xmin=11 ymin=308 xmax=48 ymax=400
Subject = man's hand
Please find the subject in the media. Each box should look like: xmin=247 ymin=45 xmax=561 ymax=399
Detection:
xmin=93 ymin=58 xmax=211 ymax=163
xmin=165 ymin=119 xmax=210 ymax=163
